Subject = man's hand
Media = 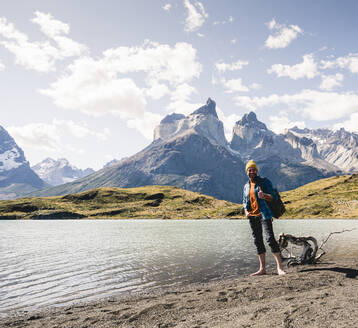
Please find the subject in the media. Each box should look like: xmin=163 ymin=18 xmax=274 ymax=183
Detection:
xmin=258 ymin=187 xmax=273 ymax=201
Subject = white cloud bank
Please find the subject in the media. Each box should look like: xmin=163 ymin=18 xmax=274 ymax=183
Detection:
xmin=235 ymin=89 xmax=358 ymax=121
xmin=183 ymin=0 xmax=208 ymax=32
xmin=0 ymin=12 xmax=87 ymax=72
xmin=268 ymin=54 xmax=318 ymax=79
xmin=40 ymin=40 xmax=202 ymax=139
xmin=1 ymin=13 xmax=203 ymax=140
xmin=265 ymin=19 xmax=303 ymax=49
xmin=41 ymin=41 xmax=201 ymax=115
xmin=7 ymin=120 xmax=110 ymax=153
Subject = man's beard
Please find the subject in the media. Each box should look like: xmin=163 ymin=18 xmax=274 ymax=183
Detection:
xmin=249 ymin=174 xmax=258 ymax=182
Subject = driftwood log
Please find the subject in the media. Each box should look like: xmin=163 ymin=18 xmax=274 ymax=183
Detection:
xmin=278 ymin=229 xmax=354 ymax=266
xmin=278 ymin=233 xmax=318 ymax=266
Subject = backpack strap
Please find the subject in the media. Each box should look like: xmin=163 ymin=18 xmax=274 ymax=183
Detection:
xmin=258 ymin=177 xmax=268 ymax=193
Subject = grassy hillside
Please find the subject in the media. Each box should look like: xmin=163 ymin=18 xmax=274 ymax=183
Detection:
xmin=0 ymin=185 xmax=243 ymax=220
xmin=281 ymin=173 xmax=358 ymax=218
xmin=0 ymin=174 xmax=357 ymax=219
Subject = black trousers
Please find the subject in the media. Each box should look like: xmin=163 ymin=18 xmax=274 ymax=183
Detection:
xmin=248 ymin=215 xmax=280 ymax=255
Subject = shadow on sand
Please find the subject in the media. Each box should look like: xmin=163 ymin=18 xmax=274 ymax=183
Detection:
xmin=299 ymin=267 xmax=358 ymax=279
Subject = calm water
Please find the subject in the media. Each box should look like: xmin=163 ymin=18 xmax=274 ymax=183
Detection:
xmin=1 ymin=219 xmax=358 ymax=316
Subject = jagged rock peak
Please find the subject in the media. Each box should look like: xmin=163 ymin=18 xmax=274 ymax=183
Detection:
xmin=290 ymin=126 xmax=310 ymax=134
xmin=236 ymin=111 xmax=267 ymax=130
xmin=191 ymin=98 xmax=218 ymax=118
xmin=160 ymin=113 xmax=185 ymax=124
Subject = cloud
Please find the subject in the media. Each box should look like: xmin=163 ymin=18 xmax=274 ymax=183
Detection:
xmin=250 ymin=83 xmax=261 ymax=90
xmin=8 ymin=122 xmax=61 ymax=152
xmin=127 ymin=112 xmax=162 ymax=140
xmin=7 ymin=120 xmax=110 ymax=152
xmin=268 ymin=54 xmax=318 ymax=79
xmin=0 ymin=59 xmax=4 ymax=71
xmin=0 ymin=13 xmax=87 ymax=72
xmin=163 ymin=4 xmax=172 ymax=11
xmin=222 ymin=78 xmax=250 ymax=93
xmin=216 ymin=107 xmax=241 ymax=141
xmin=145 ymin=80 xmax=170 ymax=100
xmin=183 ymin=0 xmax=208 ymax=32
xmin=31 ymin=11 xmax=69 ymax=37
xmin=41 ymin=67 xmax=147 ymax=118
xmin=53 ymin=119 xmax=110 ymax=140
xmin=103 ymin=41 xmax=202 ymax=85
xmin=166 ymin=83 xmax=201 ymax=115
xmin=265 ymin=19 xmax=303 ymax=49
xmin=40 ymin=41 xmax=202 ymax=139
xmin=213 ymin=60 xmax=252 ymax=93
xmin=31 ymin=11 xmax=88 ymax=59
xmin=321 ymin=53 xmax=358 ymax=73
xmin=333 ymin=113 xmax=358 ymax=133
xmin=268 ymin=111 xmax=306 ymax=134
xmin=170 ymin=83 xmax=197 ymax=102
xmin=319 ymin=73 xmax=343 ymax=91
xmin=234 ymin=89 xmax=358 ymax=121
xmin=215 ymin=59 xmax=248 ymax=73
xmin=213 ymin=16 xmax=234 ymax=26
xmin=41 ymin=41 xmax=202 ymax=119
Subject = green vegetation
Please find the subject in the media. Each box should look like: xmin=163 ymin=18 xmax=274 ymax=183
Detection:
xmin=1 ymin=173 xmax=357 ymax=220
xmin=0 ymin=185 xmax=243 ymax=220
xmin=281 ymin=173 xmax=358 ymax=218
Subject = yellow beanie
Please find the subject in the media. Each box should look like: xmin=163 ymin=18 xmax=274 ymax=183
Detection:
xmin=246 ymin=160 xmax=258 ymax=172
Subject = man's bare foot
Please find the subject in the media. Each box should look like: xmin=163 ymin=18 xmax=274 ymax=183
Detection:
xmin=277 ymin=268 xmax=286 ymax=275
xmin=250 ymin=269 xmax=266 ymax=276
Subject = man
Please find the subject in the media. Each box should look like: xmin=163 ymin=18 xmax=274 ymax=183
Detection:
xmin=243 ymin=160 xmax=286 ymax=276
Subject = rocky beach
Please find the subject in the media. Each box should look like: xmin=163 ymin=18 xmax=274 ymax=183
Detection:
xmin=1 ymin=258 xmax=357 ymax=328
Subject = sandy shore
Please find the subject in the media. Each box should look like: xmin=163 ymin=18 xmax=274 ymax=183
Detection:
xmin=1 ymin=259 xmax=357 ymax=328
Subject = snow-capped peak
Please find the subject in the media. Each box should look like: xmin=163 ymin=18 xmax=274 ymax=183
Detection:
xmin=0 ymin=147 xmax=23 ymax=172
xmin=32 ymin=158 xmax=95 ymax=186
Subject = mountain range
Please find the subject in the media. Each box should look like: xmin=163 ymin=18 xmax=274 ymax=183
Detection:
xmin=31 ymin=158 xmax=94 ymax=186
xmin=29 ymin=98 xmax=357 ymax=203
xmin=1 ymin=98 xmax=357 ymax=202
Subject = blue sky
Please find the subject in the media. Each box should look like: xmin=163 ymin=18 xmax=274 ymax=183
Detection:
xmin=1 ymin=0 xmax=358 ymax=169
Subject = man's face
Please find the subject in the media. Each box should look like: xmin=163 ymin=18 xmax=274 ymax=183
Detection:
xmin=247 ymin=167 xmax=257 ymax=180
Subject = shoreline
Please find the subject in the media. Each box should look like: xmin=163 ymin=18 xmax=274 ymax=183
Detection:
xmin=1 ymin=259 xmax=357 ymax=328
xmin=2 ymin=217 xmax=358 ymax=220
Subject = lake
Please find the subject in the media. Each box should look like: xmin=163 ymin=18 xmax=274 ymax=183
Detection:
xmin=1 ymin=219 xmax=358 ymax=316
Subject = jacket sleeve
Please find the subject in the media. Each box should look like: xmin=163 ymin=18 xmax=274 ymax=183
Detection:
xmin=242 ymin=183 xmax=249 ymax=209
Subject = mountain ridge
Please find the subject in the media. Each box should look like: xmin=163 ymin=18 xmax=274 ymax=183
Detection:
xmin=1 ymin=173 xmax=357 ymax=219
xmin=0 ymin=125 xmax=47 ymax=199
